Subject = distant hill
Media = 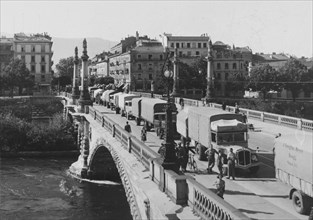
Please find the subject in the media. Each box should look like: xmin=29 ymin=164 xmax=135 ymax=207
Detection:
xmin=52 ymin=37 xmax=118 ymax=68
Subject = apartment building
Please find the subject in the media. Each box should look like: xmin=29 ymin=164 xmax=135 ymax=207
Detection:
xmin=13 ymin=33 xmax=53 ymax=95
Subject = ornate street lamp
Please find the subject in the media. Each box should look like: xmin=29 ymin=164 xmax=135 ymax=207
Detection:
xmin=205 ymin=39 xmax=214 ymax=104
xmin=151 ymin=80 xmax=154 ymax=98
xmin=158 ymin=57 xmax=178 ymax=172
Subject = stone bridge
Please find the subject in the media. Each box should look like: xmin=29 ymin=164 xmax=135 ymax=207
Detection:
xmin=60 ymin=96 xmax=249 ymax=220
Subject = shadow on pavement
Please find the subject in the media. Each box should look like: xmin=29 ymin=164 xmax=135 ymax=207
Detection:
xmin=238 ymin=208 xmax=274 ymax=215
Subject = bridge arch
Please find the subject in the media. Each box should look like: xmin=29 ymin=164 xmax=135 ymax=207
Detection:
xmin=88 ymin=144 xmax=120 ymax=181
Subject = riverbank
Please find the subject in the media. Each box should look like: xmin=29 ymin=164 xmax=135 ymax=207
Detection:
xmin=0 ymin=150 xmax=79 ymax=158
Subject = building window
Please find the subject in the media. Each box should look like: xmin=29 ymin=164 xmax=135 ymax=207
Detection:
xmin=149 ymin=74 xmax=153 ymax=80
xmin=148 ymin=63 xmax=153 ymax=71
xmin=137 ymin=54 xmax=141 ymax=59
xmin=160 ymin=55 xmax=163 ymax=60
xmin=171 ymin=51 xmax=174 ymax=57
xmin=198 ymin=43 xmax=201 ymax=48
xmin=148 ymin=54 xmax=152 ymax=60
xmin=217 ymin=63 xmax=221 ymax=70
xmin=32 ymin=46 xmax=35 ymax=52
xmin=187 ymin=51 xmax=191 ymax=56
xmin=21 ymin=46 xmax=25 ymax=52
xmin=138 ymin=64 xmax=142 ymax=70
xmin=41 ymin=45 xmax=45 ymax=52
xmin=225 ymin=63 xmax=229 ymax=70
xmin=41 ymin=56 xmax=45 ymax=62
xmin=176 ymin=43 xmax=180 ymax=48
xmin=21 ymin=55 xmax=25 ymax=62
xmin=196 ymin=51 xmax=200 ymax=56
xmin=203 ymin=43 xmax=207 ymax=48
xmin=233 ymin=63 xmax=237 ymax=69
xmin=181 ymin=43 xmax=184 ymax=48
xmin=241 ymin=63 xmax=243 ymax=69
xmin=187 ymin=43 xmax=190 ymax=48
xmin=31 ymin=65 xmax=35 ymax=72
xmin=217 ymin=72 xmax=221 ymax=80
xmin=304 ymin=90 xmax=311 ymax=98
xmin=41 ymin=65 xmax=45 ymax=73
xmin=170 ymin=43 xmax=174 ymax=48
xmin=179 ymin=51 xmax=183 ymax=57
xmin=225 ymin=72 xmax=229 ymax=80
xmin=138 ymin=73 xmax=142 ymax=80
xmin=41 ymin=74 xmax=45 ymax=82
xmin=31 ymin=56 xmax=35 ymax=63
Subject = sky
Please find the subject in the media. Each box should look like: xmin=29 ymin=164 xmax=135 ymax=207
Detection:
xmin=1 ymin=0 xmax=312 ymax=57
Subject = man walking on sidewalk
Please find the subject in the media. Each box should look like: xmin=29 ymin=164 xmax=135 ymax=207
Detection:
xmin=124 ymin=121 xmax=132 ymax=133
xmin=205 ymin=144 xmax=218 ymax=173
xmin=227 ymin=148 xmax=237 ymax=180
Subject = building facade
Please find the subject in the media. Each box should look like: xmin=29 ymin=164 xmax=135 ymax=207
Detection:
xmin=13 ymin=33 xmax=53 ymax=95
xmin=89 ymin=51 xmax=109 ymax=77
xmin=108 ymin=33 xmax=165 ymax=92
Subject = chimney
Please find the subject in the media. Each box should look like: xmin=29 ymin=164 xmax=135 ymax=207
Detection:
xmin=136 ymin=31 xmax=139 ymax=41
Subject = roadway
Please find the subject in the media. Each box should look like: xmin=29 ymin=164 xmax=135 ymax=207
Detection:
xmin=92 ymin=103 xmax=307 ymax=220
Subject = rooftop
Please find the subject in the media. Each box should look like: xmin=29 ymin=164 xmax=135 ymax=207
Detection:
xmin=167 ymin=36 xmax=210 ymax=41
xmin=14 ymin=32 xmax=52 ymax=42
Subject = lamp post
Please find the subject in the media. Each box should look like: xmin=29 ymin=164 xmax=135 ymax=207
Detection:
xmin=205 ymin=39 xmax=214 ymax=104
xmin=151 ymin=80 xmax=154 ymax=98
xmin=158 ymin=58 xmax=178 ymax=172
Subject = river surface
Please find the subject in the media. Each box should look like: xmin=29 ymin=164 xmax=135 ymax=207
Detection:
xmin=0 ymin=157 xmax=132 ymax=220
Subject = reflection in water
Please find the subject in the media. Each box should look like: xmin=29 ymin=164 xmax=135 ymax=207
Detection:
xmin=0 ymin=157 xmax=132 ymax=220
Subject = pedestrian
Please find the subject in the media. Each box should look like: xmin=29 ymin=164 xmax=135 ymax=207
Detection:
xmin=222 ymin=102 xmax=226 ymax=111
xmin=205 ymin=144 xmax=218 ymax=173
xmin=226 ymin=148 xmax=237 ymax=180
xmin=181 ymin=144 xmax=189 ymax=172
xmin=124 ymin=121 xmax=131 ymax=133
xmin=216 ymin=149 xmax=226 ymax=177
xmin=235 ymin=102 xmax=240 ymax=114
xmin=141 ymin=127 xmax=147 ymax=142
xmin=213 ymin=174 xmax=225 ymax=199
xmin=179 ymin=97 xmax=184 ymax=109
xmin=176 ymin=142 xmax=186 ymax=172
xmin=242 ymin=113 xmax=247 ymax=123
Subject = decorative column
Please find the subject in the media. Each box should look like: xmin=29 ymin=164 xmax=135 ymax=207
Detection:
xmin=205 ymin=39 xmax=214 ymax=104
xmin=171 ymin=48 xmax=180 ymax=97
xmin=78 ymin=39 xmax=93 ymax=113
xmin=72 ymin=47 xmax=80 ymax=104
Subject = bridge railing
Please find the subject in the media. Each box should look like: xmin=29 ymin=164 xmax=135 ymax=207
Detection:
xmin=86 ymin=105 xmax=250 ymax=220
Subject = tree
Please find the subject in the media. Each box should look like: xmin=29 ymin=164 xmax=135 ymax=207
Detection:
xmin=4 ymin=58 xmax=34 ymax=96
xmin=94 ymin=76 xmax=114 ymax=86
xmin=55 ymin=57 xmax=74 ymax=87
xmin=247 ymin=64 xmax=281 ymax=100
xmin=279 ymin=58 xmax=310 ymax=101
xmin=226 ymin=72 xmax=249 ymax=97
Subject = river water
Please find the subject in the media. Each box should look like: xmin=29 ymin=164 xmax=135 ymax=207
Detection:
xmin=0 ymin=157 xmax=132 ymax=220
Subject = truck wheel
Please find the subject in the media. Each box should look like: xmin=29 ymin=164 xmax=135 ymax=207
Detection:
xmin=249 ymin=166 xmax=259 ymax=174
xmin=292 ymin=191 xmax=311 ymax=214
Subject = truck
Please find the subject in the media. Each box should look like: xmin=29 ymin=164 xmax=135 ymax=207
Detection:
xmin=117 ymin=94 xmax=140 ymax=117
xmin=112 ymin=92 xmax=123 ymax=112
xmin=140 ymin=98 xmax=177 ymax=136
xmin=177 ymin=106 xmax=260 ymax=174
xmin=131 ymin=97 xmax=143 ymax=124
xmin=101 ymin=89 xmax=115 ymax=107
xmin=274 ymin=133 xmax=313 ymax=214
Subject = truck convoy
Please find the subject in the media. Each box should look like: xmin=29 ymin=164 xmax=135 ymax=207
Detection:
xmin=177 ymin=106 xmax=260 ymax=173
xmin=116 ymin=94 xmax=140 ymax=117
xmin=274 ymin=133 xmax=313 ymax=214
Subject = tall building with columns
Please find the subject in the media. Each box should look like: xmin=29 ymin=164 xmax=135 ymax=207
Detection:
xmin=13 ymin=33 xmax=53 ymax=95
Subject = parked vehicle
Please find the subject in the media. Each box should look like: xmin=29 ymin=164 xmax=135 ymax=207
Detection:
xmin=101 ymin=89 xmax=114 ymax=107
xmin=140 ymin=98 xmax=177 ymax=137
xmin=93 ymin=89 xmax=104 ymax=104
xmin=111 ymin=92 xmax=123 ymax=112
xmin=117 ymin=94 xmax=140 ymax=117
xmin=131 ymin=97 xmax=143 ymax=124
xmin=177 ymin=107 xmax=260 ymax=174
xmin=274 ymin=133 xmax=313 ymax=214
